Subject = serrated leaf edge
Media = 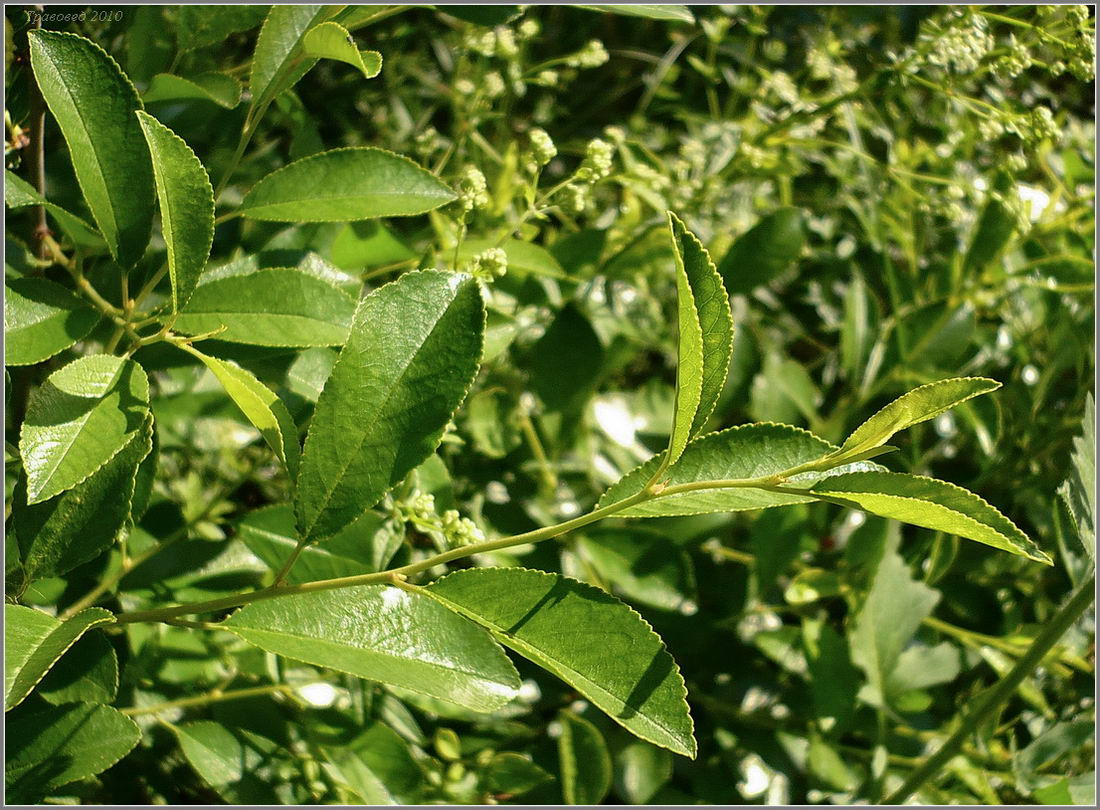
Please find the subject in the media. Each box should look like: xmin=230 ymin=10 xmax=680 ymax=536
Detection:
xmin=425 ymin=566 xmax=697 ymax=758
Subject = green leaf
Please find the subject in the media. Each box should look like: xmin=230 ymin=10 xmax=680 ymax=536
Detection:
xmin=456 ymin=238 xmax=569 ymax=279
xmin=173 ymin=722 xmax=287 ymax=804
xmin=426 ymin=568 xmax=696 ymax=757
xmin=486 ymin=752 xmax=552 ymax=797
xmin=4 ymin=170 xmax=105 ymax=248
xmin=29 ymin=30 xmax=153 ymax=266
xmin=811 ymin=471 xmax=1052 ymax=564
xmin=598 ymin=423 xmax=838 ymax=517
xmin=302 ymin=21 xmax=382 ymax=79
xmin=186 ymin=347 xmax=299 ymax=479
xmin=717 ymin=207 xmax=805 ymax=294
xmin=322 ymin=723 xmax=426 ymax=804
xmin=436 ymin=5 xmax=524 ymax=25
xmin=829 ymin=377 xmax=1002 ymax=464
xmin=5 ymin=702 xmax=140 ymax=802
xmin=136 ymin=111 xmax=214 ymax=313
xmin=173 ymin=267 xmax=357 ymax=347
xmin=1059 ymin=394 xmax=1094 ymax=561
xmin=15 ymin=415 xmax=153 ymax=581
xmin=239 ymin=504 xmax=398 ymax=583
xmin=239 ymin=147 xmax=457 ymax=222
xmin=250 ymin=5 xmax=340 ymax=109
xmin=557 ymin=710 xmax=613 ymax=805
xmin=37 ymin=631 xmax=118 ymax=706
xmin=177 ymin=5 xmax=269 ymax=51
xmin=222 ymin=585 xmax=521 ymax=712
xmin=666 ymin=219 xmax=704 ymax=466
xmin=614 ymin=739 xmax=673 ymax=804
xmin=671 ymin=213 xmax=733 ymax=437
xmin=4 ymin=605 xmax=114 ymax=710
xmin=296 ymin=270 xmax=483 ymax=543
xmin=576 ymin=528 xmax=696 ymax=613
xmin=143 ymin=72 xmax=243 ymax=108
xmin=4 ymin=277 xmax=100 ymax=366
xmin=849 ymin=545 xmax=940 ymax=709
xmin=964 ymin=191 xmax=1017 ymax=272
xmin=577 ymin=5 xmax=694 ymax=22
xmin=802 ymin=617 xmax=859 ymax=733
xmin=19 ymin=354 xmax=151 ymax=504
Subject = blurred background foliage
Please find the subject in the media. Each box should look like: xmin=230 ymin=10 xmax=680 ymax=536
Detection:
xmin=4 ymin=4 xmax=1095 ymax=804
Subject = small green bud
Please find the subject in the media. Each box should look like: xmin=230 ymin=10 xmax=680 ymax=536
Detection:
xmin=569 ymin=39 xmax=608 ymax=69
xmin=471 ymin=247 xmax=508 ymax=281
xmin=528 ymin=127 xmax=557 ymax=166
xmin=495 ymin=28 xmax=519 ymax=59
xmin=576 ymin=137 xmax=614 ymax=181
xmin=457 ymin=165 xmax=490 ymax=212
xmin=484 ymin=71 xmax=506 ymax=98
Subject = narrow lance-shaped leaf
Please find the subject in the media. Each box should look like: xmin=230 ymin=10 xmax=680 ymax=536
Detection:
xmin=811 ymin=471 xmax=1052 ymax=564
xmin=828 ymin=377 xmax=1001 ymax=464
xmin=239 ymin=147 xmax=457 ymax=222
xmin=15 ymin=415 xmax=154 ymax=582
xmin=296 ymin=270 xmax=483 ymax=544
xmin=4 ymin=277 xmax=100 ymax=367
xmin=223 ymin=585 xmax=521 ymax=712
xmin=136 ymin=111 xmax=214 ymax=312
xmin=29 ymin=30 xmax=153 ymax=266
xmin=666 ymin=221 xmax=704 ymax=467
xmin=576 ymin=5 xmax=695 ymax=22
xmin=5 ymin=605 xmax=114 ymax=711
xmin=185 ymin=346 xmax=299 ymax=480
xmin=4 ymin=170 xmax=105 ymax=248
xmin=173 ymin=267 xmax=357 ymax=347
xmin=19 ymin=354 xmax=150 ymax=504
xmin=669 ymin=212 xmax=733 ymax=437
xmin=599 ymin=422 xmax=848 ymax=518
xmin=302 ymin=21 xmax=382 ymax=79
xmin=5 ymin=702 xmax=141 ymax=803
xmin=425 ymin=568 xmax=697 ymax=757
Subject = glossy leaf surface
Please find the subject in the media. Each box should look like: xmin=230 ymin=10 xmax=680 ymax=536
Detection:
xmin=239 ymin=148 xmax=456 ymax=222
xmin=19 ymin=354 xmax=150 ymax=504
xmin=426 ymin=568 xmax=696 ymax=757
xmin=224 ymin=585 xmax=520 ymax=711
xmin=173 ymin=267 xmax=356 ymax=347
xmin=4 ymin=277 xmax=100 ymax=366
xmin=296 ymin=271 xmax=483 ymax=543
xmin=302 ymin=21 xmax=382 ymax=78
xmin=29 ymin=30 xmax=153 ymax=266
xmin=136 ymin=111 xmax=214 ymax=312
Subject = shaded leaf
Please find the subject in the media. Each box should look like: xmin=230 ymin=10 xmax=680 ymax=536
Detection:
xmin=426 ymin=567 xmax=696 ymax=757
xmin=174 ymin=721 xmax=286 ymax=804
xmin=296 ymin=271 xmax=483 ymax=543
xmin=29 ymin=30 xmax=153 ymax=266
xmin=1059 ymin=394 xmax=1094 ymax=561
xmin=718 ymin=207 xmax=804 ymax=294
xmin=250 ymin=5 xmax=338 ymax=108
xmin=177 ymin=5 xmax=269 ymax=51
xmin=37 ymin=631 xmax=118 ymax=706
xmin=5 ymin=605 xmax=114 ymax=710
xmin=15 ymin=415 xmax=153 ymax=581
xmin=322 ymin=722 xmax=426 ymax=804
xmin=223 ymin=585 xmax=520 ymax=712
xmin=558 ymin=710 xmax=612 ymax=804
xmin=5 ymin=702 xmax=140 ymax=802
xmin=136 ymin=111 xmax=214 ymax=312
xmin=4 ymin=277 xmax=100 ymax=366
xmin=239 ymin=147 xmax=456 ymax=222
xmin=4 ymin=170 xmax=105 ymax=248
xmin=577 ymin=5 xmax=694 ymax=22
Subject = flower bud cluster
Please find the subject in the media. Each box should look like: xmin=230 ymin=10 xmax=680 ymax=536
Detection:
xmin=470 ymin=247 xmax=508 ymax=281
xmin=993 ymin=34 xmax=1031 ymax=79
xmin=568 ymin=39 xmax=609 ymax=69
xmin=576 ymin=138 xmax=614 ymax=181
xmin=457 ymin=165 xmax=489 ymax=213
xmin=925 ymin=11 xmax=994 ymax=73
xmin=403 ymin=490 xmax=486 ymax=549
xmin=528 ymin=127 xmax=557 ymax=168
